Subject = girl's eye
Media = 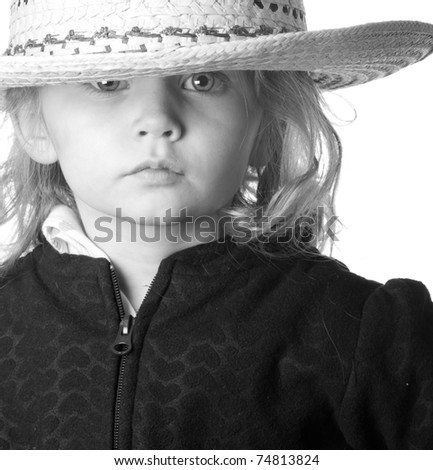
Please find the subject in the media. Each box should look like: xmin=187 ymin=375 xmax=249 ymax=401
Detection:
xmin=183 ymin=73 xmax=225 ymax=92
xmin=89 ymin=80 xmax=129 ymax=92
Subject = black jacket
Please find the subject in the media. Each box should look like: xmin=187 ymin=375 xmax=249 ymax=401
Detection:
xmin=0 ymin=237 xmax=432 ymax=449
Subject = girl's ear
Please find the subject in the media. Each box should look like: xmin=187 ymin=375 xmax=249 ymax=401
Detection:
xmin=12 ymin=107 xmax=58 ymax=165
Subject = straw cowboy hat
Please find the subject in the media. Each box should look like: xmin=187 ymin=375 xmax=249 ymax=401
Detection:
xmin=0 ymin=0 xmax=433 ymax=101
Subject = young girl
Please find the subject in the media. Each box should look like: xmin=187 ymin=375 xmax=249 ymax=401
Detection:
xmin=0 ymin=0 xmax=432 ymax=450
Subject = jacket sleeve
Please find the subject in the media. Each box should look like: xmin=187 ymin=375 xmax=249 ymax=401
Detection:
xmin=338 ymin=278 xmax=433 ymax=449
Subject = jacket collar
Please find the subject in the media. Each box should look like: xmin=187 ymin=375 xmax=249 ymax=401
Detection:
xmin=38 ymin=204 xmax=308 ymax=285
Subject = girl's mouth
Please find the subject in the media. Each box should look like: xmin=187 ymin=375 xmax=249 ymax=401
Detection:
xmin=128 ymin=162 xmax=183 ymax=186
xmin=128 ymin=159 xmax=183 ymax=176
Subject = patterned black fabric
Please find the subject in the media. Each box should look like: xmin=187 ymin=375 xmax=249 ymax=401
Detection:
xmin=0 ymin=237 xmax=432 ymax=449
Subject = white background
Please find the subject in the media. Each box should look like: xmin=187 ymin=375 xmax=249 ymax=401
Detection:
xmin=0 ymin=1 xmax=432 ymax=292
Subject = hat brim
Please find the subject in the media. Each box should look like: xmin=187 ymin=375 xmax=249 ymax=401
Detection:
xmin=0 ymin=20 xmax=432 ymax=107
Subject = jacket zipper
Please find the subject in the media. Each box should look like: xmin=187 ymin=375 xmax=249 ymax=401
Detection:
xmin=110 ymin=266 xmax=128 ymax=450
xmin=110 ymin=265 xmax=157 ymax=450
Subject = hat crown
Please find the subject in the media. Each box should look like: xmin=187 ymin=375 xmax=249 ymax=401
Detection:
xmin=8 ymin=0 xmax=306 ymax=53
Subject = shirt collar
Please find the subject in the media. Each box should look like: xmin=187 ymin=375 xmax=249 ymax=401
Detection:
xmin=42 ymin=204 xmax=109 ymax=260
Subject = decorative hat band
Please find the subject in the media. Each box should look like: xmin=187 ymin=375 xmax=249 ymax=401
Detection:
xmin=5 ymin=0 xmax=306 ymax=57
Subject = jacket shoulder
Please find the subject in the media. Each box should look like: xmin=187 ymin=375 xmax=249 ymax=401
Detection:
xmin=0 ymin=246 xmax=40 ymax=289
xmin=339 ymin=277 xmax=433 ymax=448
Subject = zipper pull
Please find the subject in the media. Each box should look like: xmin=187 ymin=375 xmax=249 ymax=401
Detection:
xmin=112 ymin=313 xmax=134 ymax=356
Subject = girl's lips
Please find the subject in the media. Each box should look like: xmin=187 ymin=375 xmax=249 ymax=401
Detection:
xmin=128 ymin=159 xmax=183 ymax=175
xmin=129 ymin=167 xmax=182 ymax=185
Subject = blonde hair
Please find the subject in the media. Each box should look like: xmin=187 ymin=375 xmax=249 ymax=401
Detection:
xmin=226 ymin=71 xmax=341 ymax=255
xmin=0 ymin=87 xmax=75 ymax=274
xmin=0 ymin=71 xmax=341 ymax=274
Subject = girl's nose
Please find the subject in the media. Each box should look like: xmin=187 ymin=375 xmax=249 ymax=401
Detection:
xmin=132 ymin=78 xmax=182 ymax=142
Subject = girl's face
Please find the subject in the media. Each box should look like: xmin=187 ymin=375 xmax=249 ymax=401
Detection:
xmin=40 ymin=72 xmax=262 ymax=225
